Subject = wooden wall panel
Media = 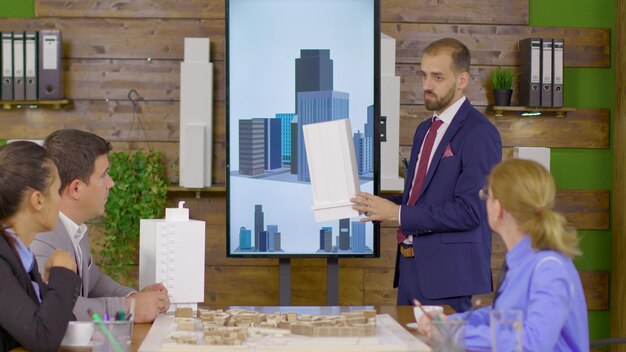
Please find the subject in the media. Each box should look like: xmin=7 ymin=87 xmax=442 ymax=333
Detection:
xmin=381 ymin=0 xmax=528 ymax=25
xmin=37 ymin=0 xmax=528 ymax=26
xmin=400 ymin=107 xmax=610 ymax=148
xmin=363 ymin=268 xmax=397 ymax=305
xmin=64 ymin=59 xmax=225 ymax=102
xmin=0 ymin=20 xmax=609 ymax=67
xmin=580 ymin=270 xmax=610 ymax=311
xmin=204 ymin=266 xmax=278 ymax=306
xmin=0 ymin=100 xmax=226 ymax=143
xmin=384 ymin=23 xmax=610 ymax=67
xmin=554 ymin=190 xmax=610 ymax=230
xmin=0 ymin=18 xmax=226 ymax=61
xmin=36 ymin=0 xmax=225 ymax=19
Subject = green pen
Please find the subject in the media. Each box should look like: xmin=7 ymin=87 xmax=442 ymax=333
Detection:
xmin=88 ymin=309 xmax=124 ymax=352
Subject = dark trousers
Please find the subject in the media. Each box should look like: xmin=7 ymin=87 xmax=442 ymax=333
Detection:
xmin=397 ymin=254 xmax=472 ymax=313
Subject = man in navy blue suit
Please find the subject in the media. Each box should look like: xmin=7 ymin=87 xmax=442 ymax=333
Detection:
xmin=352 ymin=38 xmax=502 ymax=312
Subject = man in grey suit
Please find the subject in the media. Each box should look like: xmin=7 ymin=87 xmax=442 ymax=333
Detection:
xmin=31 ymin=129 xmax=170 ymax=322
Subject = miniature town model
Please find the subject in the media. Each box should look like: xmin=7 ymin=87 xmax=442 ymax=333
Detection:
xmin=138 ymin=307 xmax=431 ymax=352
xmin=168 ymin=307 xmax=378 ymax=345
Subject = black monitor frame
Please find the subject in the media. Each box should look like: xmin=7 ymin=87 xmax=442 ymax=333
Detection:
xmin=226 ymin=0 xmax=381 ymax=258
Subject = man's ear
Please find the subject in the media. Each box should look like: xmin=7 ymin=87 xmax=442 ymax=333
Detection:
xmin=66 ymin=179 xmax=82 ymax=200
xmin=456 ymin=71 xmax=469 ymax=90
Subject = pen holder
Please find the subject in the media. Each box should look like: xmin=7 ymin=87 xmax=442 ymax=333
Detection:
xmin=92 ymin=320 xmax=132 ymax=352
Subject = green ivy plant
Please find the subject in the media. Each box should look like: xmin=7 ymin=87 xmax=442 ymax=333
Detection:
xmin=94 ymin=149 xmax=168 ymax=284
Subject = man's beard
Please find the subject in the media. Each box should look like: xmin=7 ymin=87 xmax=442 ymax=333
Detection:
xmin=424 ymin=87 xmax=455 ymax=112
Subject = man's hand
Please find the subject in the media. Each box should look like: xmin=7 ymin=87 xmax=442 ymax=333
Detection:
xmin=43 ymin=249 xmax=77 ymax=282
xmin=141 ymin=282 xmax=168 ymax=293
xmin=351 ymin=191 xmax=400 ymax=224
xmin=130 ymin=288 xmax=170 ymax=323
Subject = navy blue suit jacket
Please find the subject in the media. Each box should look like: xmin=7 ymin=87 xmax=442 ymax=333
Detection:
xmin=392 ymin=99 xmax=502 ymax=299
xmin=0 ymin=236 xmax=81 ymax=352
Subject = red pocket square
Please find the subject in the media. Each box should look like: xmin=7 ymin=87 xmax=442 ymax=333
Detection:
xmin=443 ymin=143 xmax=454 ymax=158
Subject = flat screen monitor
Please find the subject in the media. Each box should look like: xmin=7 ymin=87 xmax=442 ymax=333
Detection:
xmin=226 ymin=0 xmax=380 ymax=257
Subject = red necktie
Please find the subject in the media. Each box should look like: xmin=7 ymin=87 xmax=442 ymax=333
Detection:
xmin=397 ymin=118 xmax=444 ymax=244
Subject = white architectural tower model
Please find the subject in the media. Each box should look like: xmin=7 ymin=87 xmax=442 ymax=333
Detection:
xmin=380 ymin=33 xmax=403 ymax=191
xmin=139 ymin=202 xmax=205 ymax=312
xmin=179 ymin=37 xmax=213 ymax=188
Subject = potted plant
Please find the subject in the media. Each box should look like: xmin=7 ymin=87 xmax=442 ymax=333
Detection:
xmin=93 ymin=149 xmax=168 ymax=284
xmin=490 ymin=67 xmax=516 ymax=106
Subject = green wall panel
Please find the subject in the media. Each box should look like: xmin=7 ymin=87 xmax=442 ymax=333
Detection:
xmin=531 ymin=0 xmax=614 ymax=341
xmin=575 ymin=230 xmax=612 ymax=271
xmin=589 ymin=311 xmax=611 ymax=341
xmin=0 ymin=0 xmax=34 ymax=18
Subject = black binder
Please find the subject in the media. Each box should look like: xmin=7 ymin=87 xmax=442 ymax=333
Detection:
xmin=518 ymin=38 xmax=541 ymax=107
xmin=38 ymin=30 xmax=63 ymax=99
xmin=541 ymin=38 xmax=553 ymax=107
xmin=552 ymin=39 xmax=564 ymax=107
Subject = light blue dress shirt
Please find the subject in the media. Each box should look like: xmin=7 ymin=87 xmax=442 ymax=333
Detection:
xmin=6 ymin=229 xmax=42 ymax=302
xmin=450 ymin=236 xmax=588 ymax=351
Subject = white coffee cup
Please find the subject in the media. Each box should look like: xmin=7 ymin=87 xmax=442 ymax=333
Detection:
xmin=413 ymin=305 xmax=444 ymax=323
xmin=61 ymin=321 xmax=94 ymax=347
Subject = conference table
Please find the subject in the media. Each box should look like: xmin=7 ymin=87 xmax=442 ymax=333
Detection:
xmin=128 ymin=305 xmax=453 ymax=351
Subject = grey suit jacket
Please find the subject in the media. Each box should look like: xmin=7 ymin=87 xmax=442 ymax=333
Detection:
xmin=31 ymin=219 xmax=134 ymax=321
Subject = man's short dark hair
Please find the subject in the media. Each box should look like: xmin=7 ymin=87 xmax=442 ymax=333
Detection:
xmin=423 ymin=38 xmax=471 ymax=74
xmin=44 ymin=129 xmax=112 ymax=192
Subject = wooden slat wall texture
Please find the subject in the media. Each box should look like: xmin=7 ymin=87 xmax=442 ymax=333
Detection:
xmin=612 ymin=0 xmax=626 ymax=347
xmin=37 ymin=0 xmax=529 ymax=25
xmin=0 ymin=0 xmax=610 ymax=309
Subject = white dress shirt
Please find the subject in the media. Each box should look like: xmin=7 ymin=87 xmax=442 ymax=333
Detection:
xmin=59 ymin=211 xmax=88 ymax=276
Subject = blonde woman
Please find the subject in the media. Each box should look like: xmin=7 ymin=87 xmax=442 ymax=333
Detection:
xmin=0 ymin=141 xmax=81 ymax=352
xmin=417 ymin=159 xmax=588 ymax=351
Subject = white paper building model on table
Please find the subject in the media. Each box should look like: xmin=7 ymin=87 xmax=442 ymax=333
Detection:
xmin=139 ymin=202 xmax=205 ymax=312
xmin=303 ymin=119 xmax=360 ymax=222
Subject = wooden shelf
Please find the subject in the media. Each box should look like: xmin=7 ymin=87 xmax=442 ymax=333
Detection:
xmin=489 ymin=106 xmax=576 ymax=118
xmin=1 ymin=99 xmax=71 ymax=110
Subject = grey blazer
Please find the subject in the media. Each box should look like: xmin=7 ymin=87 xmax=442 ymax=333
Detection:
xmin=31 ymin=219 xmax=134 ymax=321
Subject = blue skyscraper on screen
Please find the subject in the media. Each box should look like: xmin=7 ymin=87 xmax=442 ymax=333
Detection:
xmin=276 ymin=113 xmax=295 ymax=166
xmin=294 ymin=49 xmax=349 ymax=182
xmin=267 ymin=225 xmax=278 ymax=252
xmin=352 ymin=221 xmax=366 ymax=252
xmin=264 ymin=118 xmax=282 ymax=171
xmin=239 ymin=227 xmax=252 ymax=251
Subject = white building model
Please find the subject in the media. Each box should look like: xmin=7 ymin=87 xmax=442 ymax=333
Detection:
xmin=380 ymin=33 xmax=404 ymax=191
xmin=303 ymin=119 xmax=361 ymax=222
xmin=139 ymin=202 xmax=205 ymax=312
